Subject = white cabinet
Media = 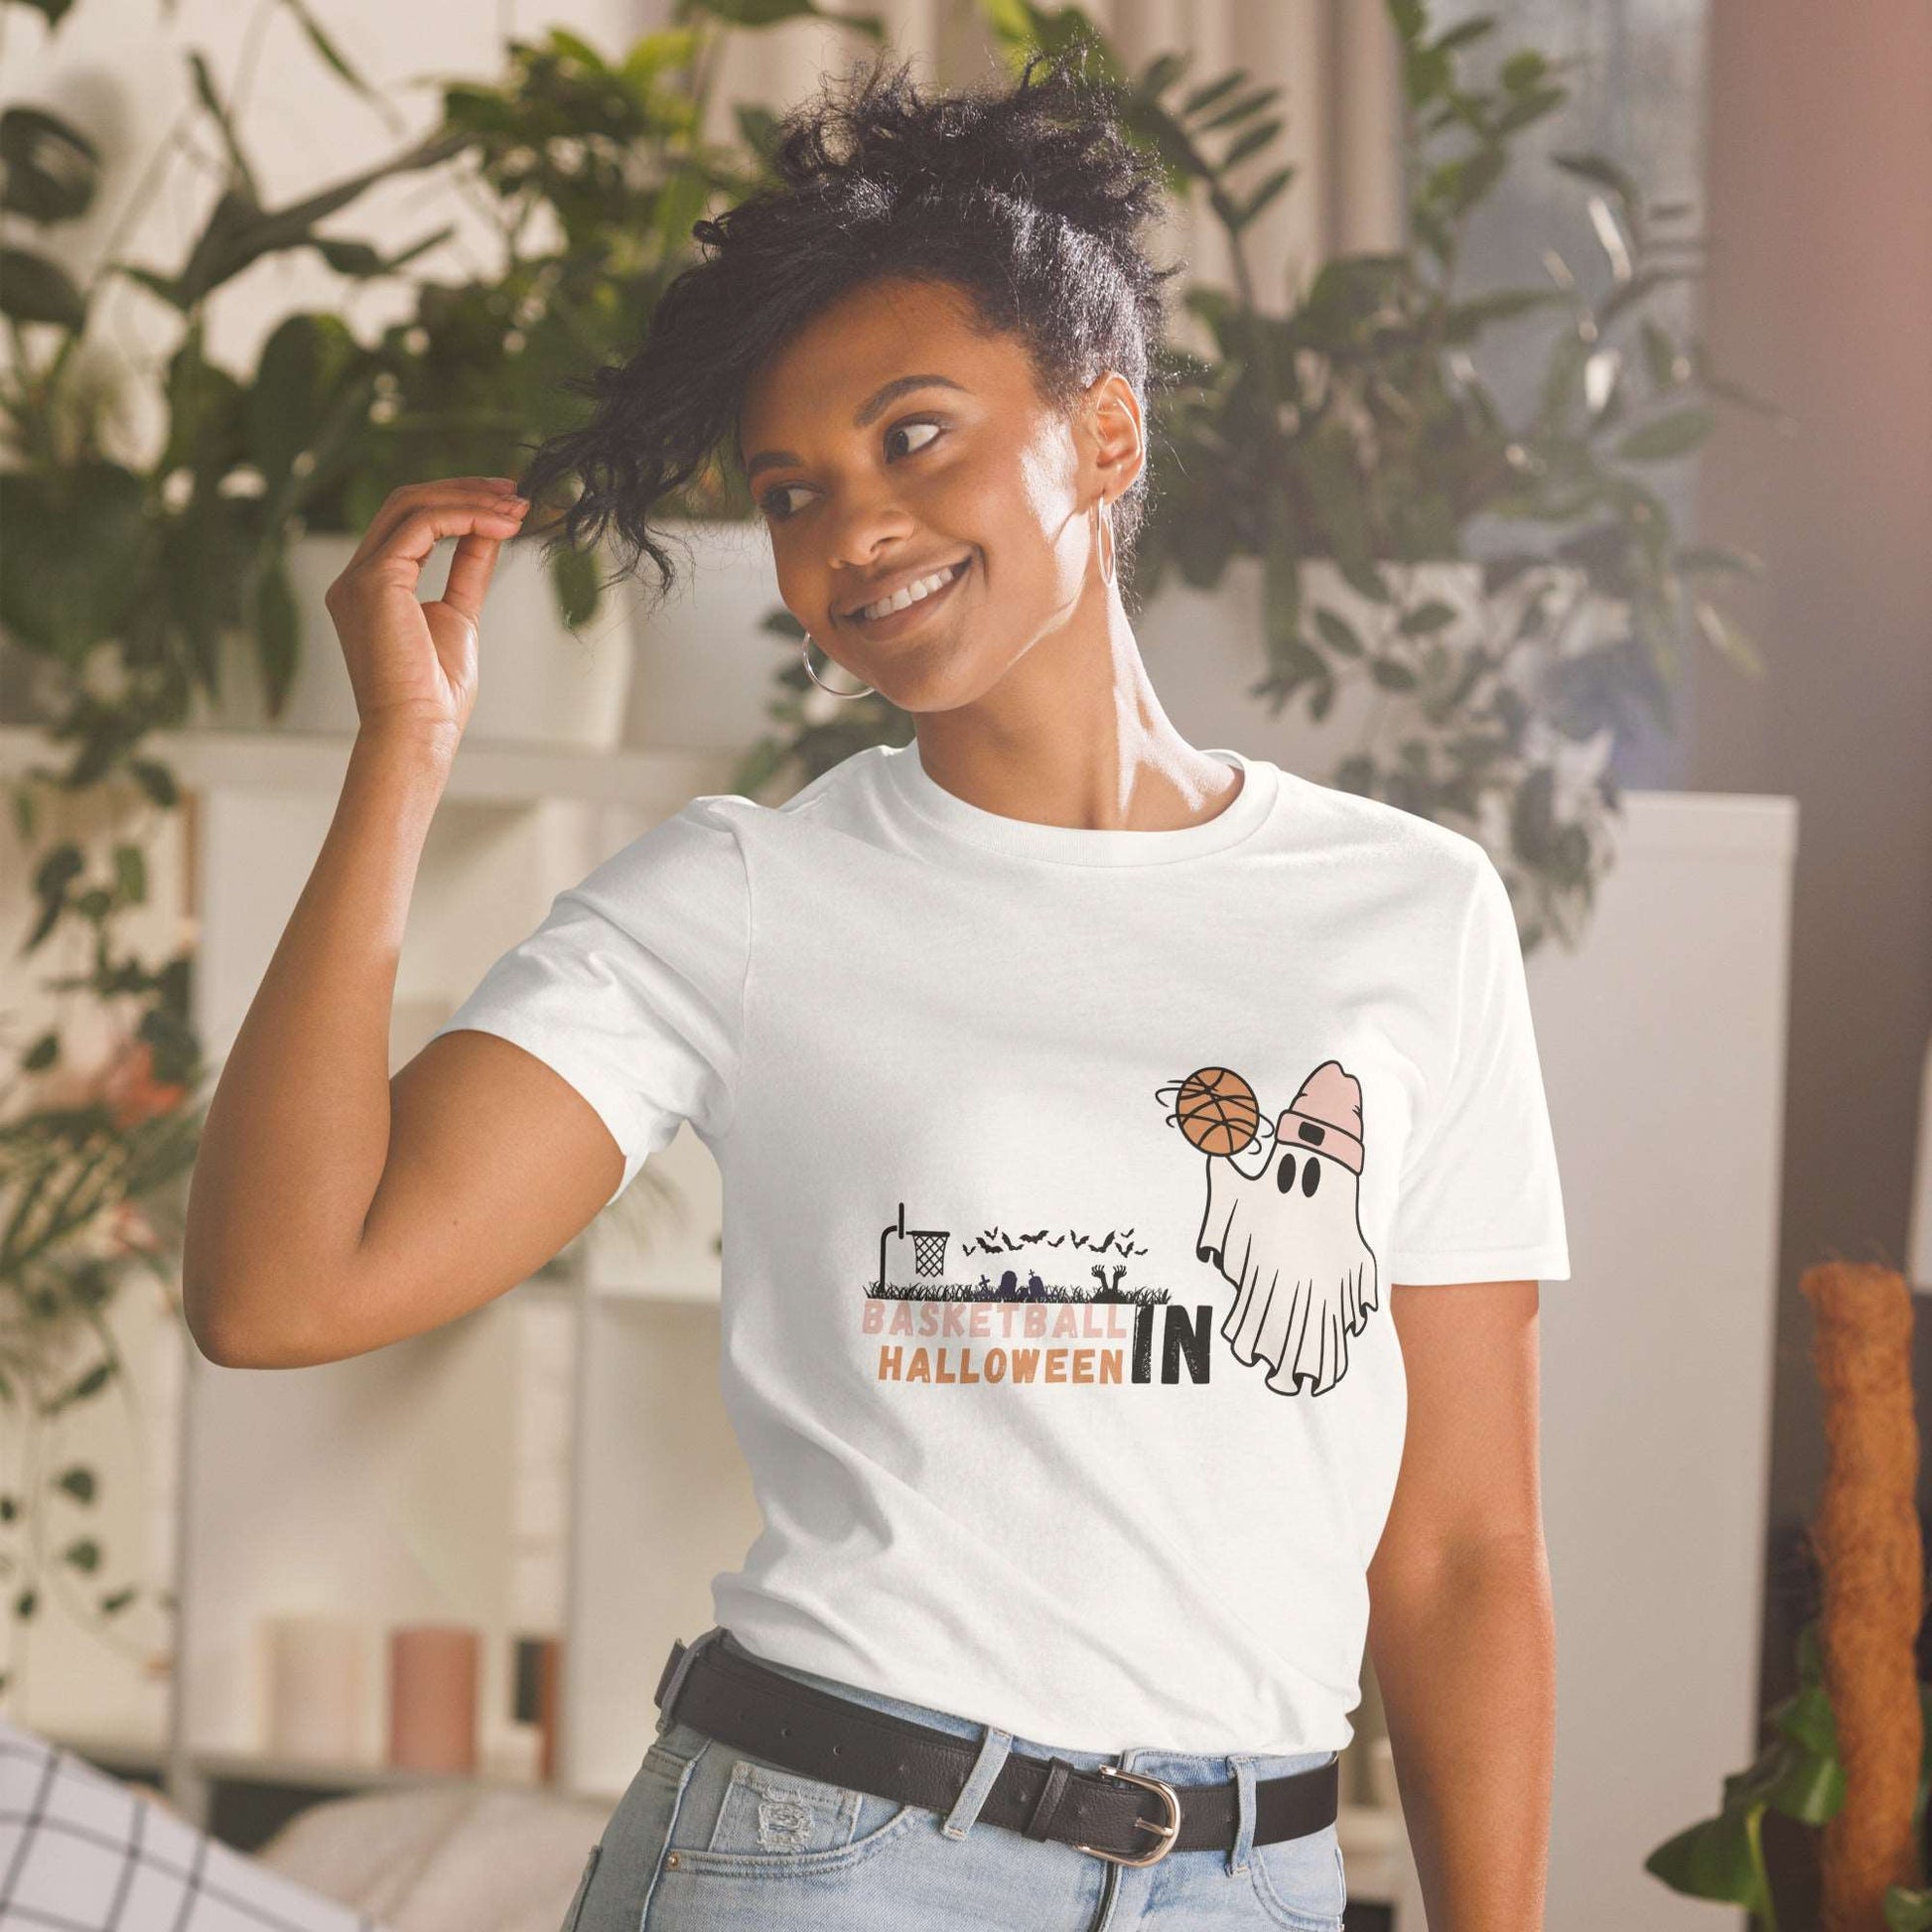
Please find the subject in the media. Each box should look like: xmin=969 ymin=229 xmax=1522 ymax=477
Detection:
xmin=171 ymin=736 xmax=759 ymax=1814
xmin=1524 ymin=791 xmax=1797 ymax=1932
xmin=1374 ymin=790 xmax=1798 ymax=1931
xmin=0 ymin=726 xmax=759 ymax=1821
xmin=562 ymin=1297 xmax=764 ymax=1795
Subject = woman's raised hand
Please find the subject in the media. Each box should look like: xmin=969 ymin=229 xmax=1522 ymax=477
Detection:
xmin=322 ymin=476 xmax=531 ymax=743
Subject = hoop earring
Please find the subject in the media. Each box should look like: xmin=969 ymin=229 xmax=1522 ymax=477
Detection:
xmin=1095 ymin=497 xmax=1118 ymax=590
xmin=801 ymin=630 xmax=875 ymax=700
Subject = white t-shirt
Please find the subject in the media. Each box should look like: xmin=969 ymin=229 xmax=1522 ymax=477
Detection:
xmin=432 ymin=739 xmax=1571 ymax=1754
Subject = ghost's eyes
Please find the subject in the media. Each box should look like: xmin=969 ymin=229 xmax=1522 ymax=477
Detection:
xmin=1277 ymin=1152 xmax=1323 ymax=1196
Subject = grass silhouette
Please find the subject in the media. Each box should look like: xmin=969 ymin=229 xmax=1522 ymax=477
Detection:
xmin=864 ymin=1278 xmax=1172 ymax=1306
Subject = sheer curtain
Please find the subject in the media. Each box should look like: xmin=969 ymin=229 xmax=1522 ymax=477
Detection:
xmin=680 ymin=0 xmax=1401 ymax=327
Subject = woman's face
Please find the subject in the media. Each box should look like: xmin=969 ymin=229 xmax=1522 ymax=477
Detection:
xmin=736 ymin=275 xmax=1139 ymax=711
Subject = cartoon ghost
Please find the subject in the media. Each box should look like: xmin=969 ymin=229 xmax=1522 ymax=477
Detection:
xmin=1173 ymin=1059 xmax=1379 ymax=1397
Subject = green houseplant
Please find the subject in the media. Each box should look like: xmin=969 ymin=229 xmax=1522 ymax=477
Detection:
xmin=734 ymin=0 xmax=1783 ymax=954
xmin=0 ymin=0 xmax=875 ymax=1698
xmin=1645 ymin=1616 xmax=1932 ymax=1931
xmin=272 ymin=2 xmax=869 ymax=637
xmin=1651 ymin=1257 xmax=1927 ymax=1931
xmin=2 ymin=0 xmax=854 ymax=749
xmin=0 ymin=0 xmax=475 ymax=1699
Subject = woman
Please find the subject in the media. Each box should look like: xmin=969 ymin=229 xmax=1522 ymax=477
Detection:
xmin=183 ymin=49 xmax=1571 ymax=1932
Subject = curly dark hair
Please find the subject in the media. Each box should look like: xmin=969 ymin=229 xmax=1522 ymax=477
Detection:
xmin=516 ymin=45 xmax=1182 ymax=616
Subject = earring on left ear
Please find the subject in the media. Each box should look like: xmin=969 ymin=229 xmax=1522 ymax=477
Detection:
xmin=1095 ymin=496 xmax=1117 ymax=589
xmin=800 ymin=630 xmax=875 ymax=700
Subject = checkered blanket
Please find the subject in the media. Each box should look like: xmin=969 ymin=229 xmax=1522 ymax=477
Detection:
xmin=0 ymin=1718 xmax=383 ymax=1931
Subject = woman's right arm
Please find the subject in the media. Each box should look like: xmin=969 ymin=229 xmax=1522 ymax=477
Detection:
xmin=181 ymin=479 xmax=627 ymax=1370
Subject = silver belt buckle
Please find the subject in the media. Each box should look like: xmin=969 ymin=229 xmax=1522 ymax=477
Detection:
xmin=1073 ymin=1764 xmax=1183 ymax=1867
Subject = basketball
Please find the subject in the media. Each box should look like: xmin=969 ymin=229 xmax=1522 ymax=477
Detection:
xmin=1174 ymin=1066 xmax=1260 ymax=1156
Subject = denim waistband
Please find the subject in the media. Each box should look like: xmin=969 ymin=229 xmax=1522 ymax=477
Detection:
xmin=695 ymin=1630 xmax=1340 ymax=1789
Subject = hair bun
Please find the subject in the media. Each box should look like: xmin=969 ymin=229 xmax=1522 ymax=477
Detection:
xmin=772 ymin=53 xmax=1166 ymax=259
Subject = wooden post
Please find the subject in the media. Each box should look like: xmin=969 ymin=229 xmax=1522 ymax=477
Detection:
xmin=1799 ymin=1259 xmax=1925 ymax=1929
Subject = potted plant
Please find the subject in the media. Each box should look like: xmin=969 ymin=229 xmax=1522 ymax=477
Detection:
xmin=3 ymin=2 xmax=839 ymax=757
xmin=1647 ymin=1258 xmax=1928 ymax=1929
xmin=0 ymin=0 xmax=467 ymax=1704
xmin=260 ymin=14 xmax=758 ymax=743
xmin=1646 ymin=1616 xmax=1931 ymax=1932
xmin=0 ymin=23 xmax=472 ymax=748
xmin=423 ymin=2 xmax=892 ymax=759
xmin=0 ymin=0 xmax=875 ymax=1702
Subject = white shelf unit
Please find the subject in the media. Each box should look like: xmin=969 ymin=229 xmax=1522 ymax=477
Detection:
xmin=0 ymin=726 xmax=760 ymax=1822
xmin=173 ymin=730 xmax=770 ymax=1818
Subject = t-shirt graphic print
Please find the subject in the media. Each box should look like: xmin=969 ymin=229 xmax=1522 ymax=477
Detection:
xmin=866 ymin=1197 xmax=1177 ymax=1391
xmin=868 ymin=1053 xmax=1380 ymax=1403
xmin=1179 ymin=1057 xmax=1376 ymax=1398
xmin=430 ymin=736 xmax=1571 ymax=1757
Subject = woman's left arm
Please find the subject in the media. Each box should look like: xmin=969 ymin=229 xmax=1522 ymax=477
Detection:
xmin=1366 ymin=1278 xmax=1555 ymax=1932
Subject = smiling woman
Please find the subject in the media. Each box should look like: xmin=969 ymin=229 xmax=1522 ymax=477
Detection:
xmin=460 ymin=43 xmax=1567 ymax=1932
xmin=182 ymin=36 xmax=1572 ymax=1932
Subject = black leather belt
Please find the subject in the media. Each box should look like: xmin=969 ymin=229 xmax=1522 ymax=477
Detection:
xmin=653 ymin=1634 xmax=1339 ymax=1868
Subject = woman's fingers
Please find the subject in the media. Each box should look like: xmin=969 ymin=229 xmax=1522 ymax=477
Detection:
xmin=339 ymin=502 xmax=527 ymax=605
xmin=347 ymin=479 xmax=525 ymax=570
xmin=441 ymin=529 xmax=506 ymax=624
xmin=318 ymin=476 xmax=542 ymax=743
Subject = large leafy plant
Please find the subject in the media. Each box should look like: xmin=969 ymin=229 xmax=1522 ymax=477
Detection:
xmin=3 ymin=0 xmax=850 ymax=762
xmin=1 ymin=10 xmax=463 ymax=765
xmin=333 ymin=3 xmax=885 ymax=618
xmin=0 ymin=0 xmax=459 ymax=1699
xmin=1126 ymin=0 xmax=1779 ymax=950
xmin=0 ymin=0 xmax=876 ymax=1701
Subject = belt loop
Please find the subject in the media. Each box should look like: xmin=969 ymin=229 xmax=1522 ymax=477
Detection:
xmin=1227 ymin=1754 xmax=1258 ymax=1876
xmin=653 ymin=1626 xmax=722 ymax=1734
xmin=940 ymin=1724 xmax=1014 ymax=1841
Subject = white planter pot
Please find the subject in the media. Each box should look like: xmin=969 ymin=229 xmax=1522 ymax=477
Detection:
xmin=187 ymin=533 xmax=635 ymax=751
xmin=621 ymin=517 xmax=787 ymax=753
xmin=1136 ymin=556 xmax=1613 ymax=784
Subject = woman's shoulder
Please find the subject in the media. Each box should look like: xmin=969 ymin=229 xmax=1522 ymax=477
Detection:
xmin=681 ymin=741 xmax=885 ymax=838
xmin=1273 ymin=761 xmax=1498 ymax=898
xmin=572 ymin=744 xmax=878 ymax=904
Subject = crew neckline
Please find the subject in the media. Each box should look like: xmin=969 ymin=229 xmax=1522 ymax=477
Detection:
xmin=879 ymin=738 xmax=1281 ymax=867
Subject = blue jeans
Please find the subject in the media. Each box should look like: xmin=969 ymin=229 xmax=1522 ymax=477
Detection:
xmin=560 ymin=1631 xmax=1348 ymax=1931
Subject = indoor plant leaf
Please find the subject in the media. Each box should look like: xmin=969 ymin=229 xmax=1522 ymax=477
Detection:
xmin=0 ymin=105 xmax=100 ymax=225
xmin=0 ymin=464 xmax=146 ymax=660
xmin=0 ymin=244 xmax=86 ymax=330
xmin=1643 ymin=1806 xmax=1774 ymax=1913
xmin=1614 ymin=406 xmax=1716 ymax=463
xmin=690 ymin=0 xmax=886 ymax=38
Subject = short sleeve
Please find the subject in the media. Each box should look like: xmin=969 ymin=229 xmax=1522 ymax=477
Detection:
xmin=427 ymin=796 xmax=751 ymax=1212
xmin=1385 ymin=853 xmax=1572 ymax=1284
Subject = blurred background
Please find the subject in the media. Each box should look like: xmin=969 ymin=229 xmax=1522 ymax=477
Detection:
xmin=1 ymin=2 xmax=1927 ymax=1928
